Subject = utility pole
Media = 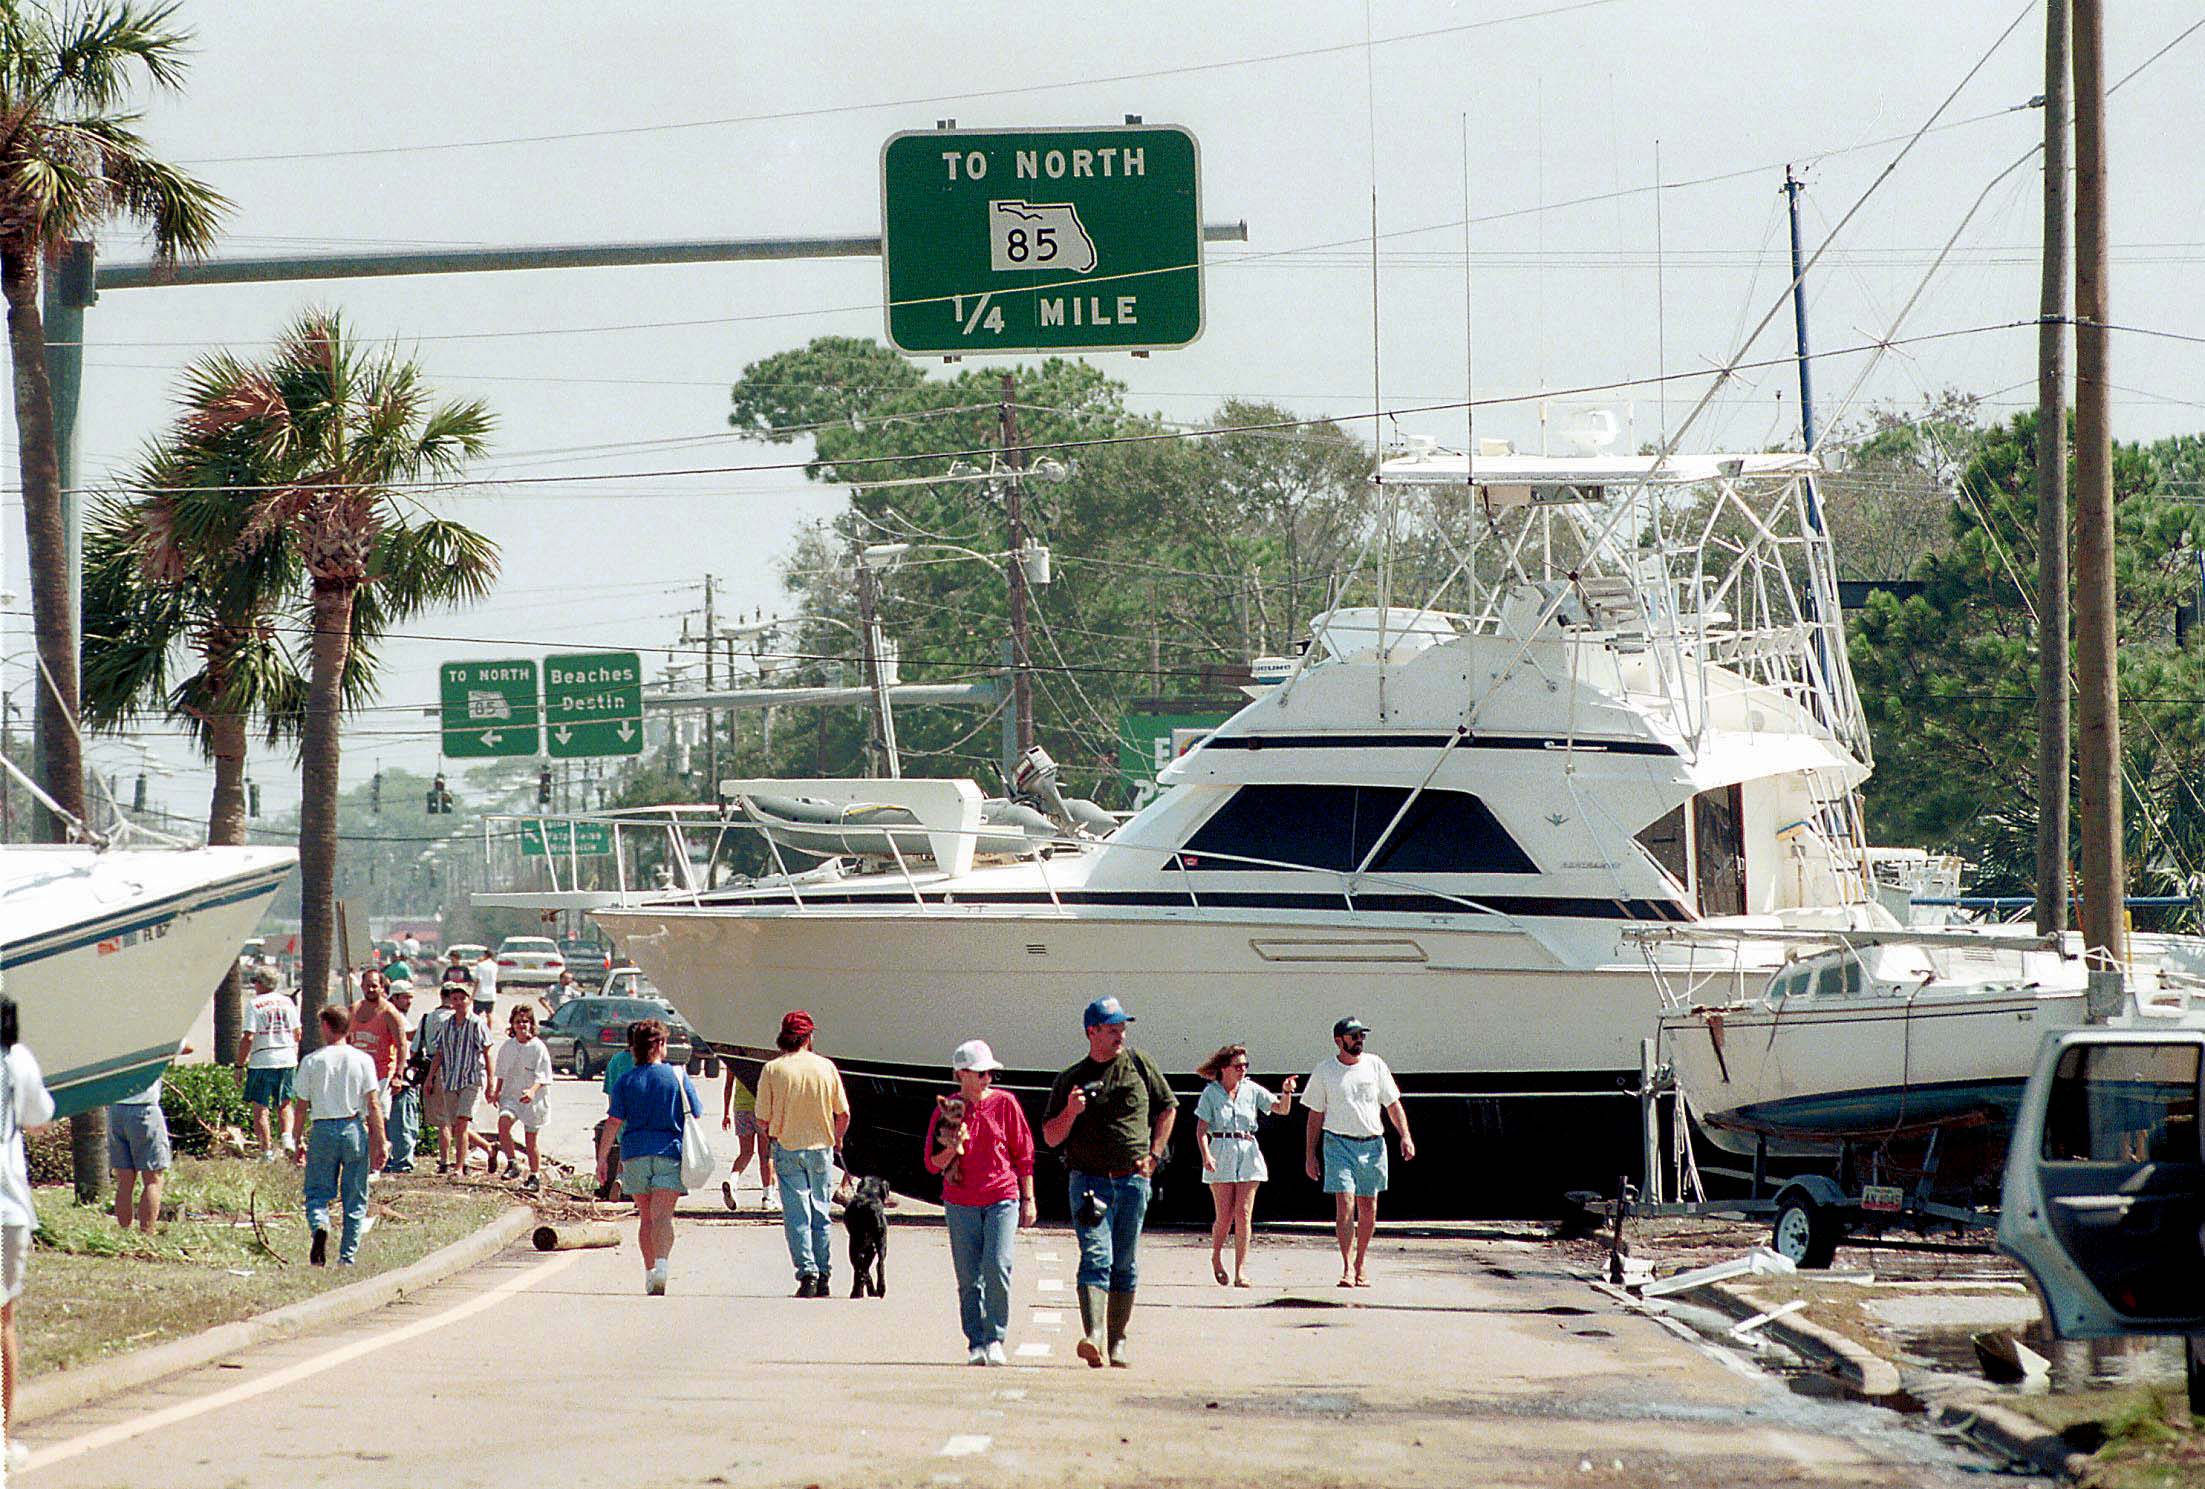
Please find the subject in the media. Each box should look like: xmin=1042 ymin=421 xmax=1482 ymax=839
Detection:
xmin=853 ymin=554 xmax=901 ymax=778
xmin=2071 ymin=0 xmax=2123 ymax=972
xmin=2036 ymin=0 xmax=2073 ymax=939
xmin=702 ymin=574 xmax=718 ymax=796
xmin=1000 ymin=373 xmax=1034 ymax=757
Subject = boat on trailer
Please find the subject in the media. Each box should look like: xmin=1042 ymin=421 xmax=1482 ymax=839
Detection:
xmin=478 ymin=445 xmax=1969 ymax=1217
xmin=1 ymin=844 xmax=296 ymax=1118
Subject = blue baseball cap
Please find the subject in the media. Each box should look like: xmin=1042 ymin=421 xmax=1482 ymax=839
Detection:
xmin=1083 ymin=996 xmax=1135 ymax=1028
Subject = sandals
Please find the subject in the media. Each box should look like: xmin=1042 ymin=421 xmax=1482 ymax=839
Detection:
xmin=1212 ymin=1259 xmax=1229 ymax=1286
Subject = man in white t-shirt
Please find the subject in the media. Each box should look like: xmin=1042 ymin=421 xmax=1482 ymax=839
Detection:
xmin=291 ymin=1007 xmax=388 ymax=1266
xmin=472 ymin=949 xmax=500 ymax=1017
xmin=1302 ymin=1017 xmax=1414 ymax=1288
xmin=233 ymin=970 xmax=301 ymax=1158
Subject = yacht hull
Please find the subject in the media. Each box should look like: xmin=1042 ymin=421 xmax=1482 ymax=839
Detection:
xmin=1 ymin=847 xmax=296 ymax=1118
xmin=593 ymin=902 xmax=1693 ymax=1216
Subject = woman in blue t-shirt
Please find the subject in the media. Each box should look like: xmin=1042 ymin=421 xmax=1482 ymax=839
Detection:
xmin=596 ymin=1019 xmax=700 ymax=1296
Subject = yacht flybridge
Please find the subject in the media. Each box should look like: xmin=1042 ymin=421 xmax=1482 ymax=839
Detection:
xmin=485 ymin=448 xmax=1922 ymax=1214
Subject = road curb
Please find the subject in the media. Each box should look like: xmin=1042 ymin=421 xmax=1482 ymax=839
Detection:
xmin=1693 ymin=1280 xmax=1904 ymax=1396
xmin=1928 ymin=1396 xmax=2093 ymax=1479
xmin=17 ymin=1207 xmax=536 ymax=1425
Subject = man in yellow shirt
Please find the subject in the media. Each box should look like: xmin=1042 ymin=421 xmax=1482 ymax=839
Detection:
xmin=755 ymin=1010 xmax=852 ymax=1297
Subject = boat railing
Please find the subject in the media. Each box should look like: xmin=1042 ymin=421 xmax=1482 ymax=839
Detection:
xmin=476 ymin=804 xmax=1640 ymax=932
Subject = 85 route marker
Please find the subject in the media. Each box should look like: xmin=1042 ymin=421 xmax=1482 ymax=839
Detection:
xmin=440 ymin=659 xmax=541 ymax=758
xmin=881 ymin=125 xmax=1202 ymax=356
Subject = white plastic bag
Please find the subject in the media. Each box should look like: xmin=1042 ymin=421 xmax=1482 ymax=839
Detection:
xmin=678 ymin=1083 xmax=715 ymax=1191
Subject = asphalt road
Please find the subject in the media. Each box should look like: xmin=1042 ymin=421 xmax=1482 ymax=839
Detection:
xmin=19 ymin=1199 xmax=2013 ymax=1487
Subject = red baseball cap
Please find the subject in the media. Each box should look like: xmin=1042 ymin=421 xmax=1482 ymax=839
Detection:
xmin=780 ymin=1009 xmax=816 ymax=1040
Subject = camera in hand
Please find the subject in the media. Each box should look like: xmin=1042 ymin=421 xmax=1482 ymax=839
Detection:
xmin=1078 ymin=1080 xmax=1106 ymax=1103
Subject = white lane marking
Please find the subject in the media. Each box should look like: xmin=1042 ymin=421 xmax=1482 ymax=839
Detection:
xmin=939 ymin=1434 xmax=993 ymax=1457
xmin=993 ymin=1388 xmax=1027 ymax=1400
xmin=1015 ymin=1341 xmax=1052 ymax=1357
xmin=1035 ymin=1250 xmax=1060 ymax=1262
xmin=1035 ymin=1277 xmax=1066 ymax=1292
xmin=25 ymin=1253 xmax=585 ymax=1472
xmin=1030 ymin=1309 xmax=1063 ymax=1326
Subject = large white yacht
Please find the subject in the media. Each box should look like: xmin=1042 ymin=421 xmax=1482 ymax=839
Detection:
xmin=503 ymin=446 xmax=1923 ymax=1214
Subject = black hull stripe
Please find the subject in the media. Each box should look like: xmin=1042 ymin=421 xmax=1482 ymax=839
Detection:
xmin=695 ymin=888 xmax=1692 ymax=921
xmin=1200 ymin=732 xmax=1677 ymax=758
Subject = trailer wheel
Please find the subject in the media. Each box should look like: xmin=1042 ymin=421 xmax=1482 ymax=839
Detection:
xmin=1771 ymin=1193 xmax=1841 ymax=1269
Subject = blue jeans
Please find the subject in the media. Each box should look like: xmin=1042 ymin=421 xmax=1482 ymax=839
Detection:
xmin=945 ymin=1199 xmax=1018 ymax=1348
xmin=774 ymin=1143 xmax=834 ymax=1280
xmin=304 ymin=1117 xmax=370 ymax=1262
xmin=384 ymin=1085 xmax=419 ymax=1172
xmin=1068 ymin=1171 xmax=1151 ymax=1292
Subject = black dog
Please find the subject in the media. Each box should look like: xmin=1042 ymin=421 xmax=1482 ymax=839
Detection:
xmin=843 ymin=1175 xmax=892 ymax=1297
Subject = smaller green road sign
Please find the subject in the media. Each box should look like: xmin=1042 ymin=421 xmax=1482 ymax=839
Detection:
xmin=440 ymin=659 xmax=541 ymax=758
xmin=519 ymin=820 xmax=613 ymax=857
xmin=544 ymin=651 xmax=644 ymax=758
xmin=881 ymin=125 xmax=1202 ymax=355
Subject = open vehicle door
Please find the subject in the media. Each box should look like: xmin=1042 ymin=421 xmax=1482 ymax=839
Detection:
xmin=1998 ymin=1028 xmax=2205 ymax=1338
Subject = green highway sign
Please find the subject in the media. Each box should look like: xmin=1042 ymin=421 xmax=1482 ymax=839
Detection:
xmin=519 ymin=820 xmax=614 ymax=858
xmin=544 ymin=651 xmax=644 ymax=758
xmin=439 ymin=659 xmax=541 ymax=758
xmin=881 ymin=125 xmax=1202 ymax=355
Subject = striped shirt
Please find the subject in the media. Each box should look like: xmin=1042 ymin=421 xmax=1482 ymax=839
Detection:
xmin=430 ymin=1012 xmax=490 ymax=1092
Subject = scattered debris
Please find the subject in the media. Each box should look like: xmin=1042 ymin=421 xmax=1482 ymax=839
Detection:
xmin=1729 ymin=1299 xmax=1810 ymax=1338
xmin=1970 ymin=1329 xmax=2051 ymax=1385
xmin=1638 ymin=1246 xmax=1796 ymax=1299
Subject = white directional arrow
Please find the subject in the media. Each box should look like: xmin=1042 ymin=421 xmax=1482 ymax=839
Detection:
xmin=554 ymin=725 xmax=573 ymax=745
xmin=481 ymin=730 xmax=503 ymax=748
xmin=616 ymin=720 xmax=635 ymax=742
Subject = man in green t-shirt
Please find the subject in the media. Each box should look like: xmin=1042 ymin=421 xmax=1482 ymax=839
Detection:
xmin=1041 ymin=996 xmax=1176 ymax=1370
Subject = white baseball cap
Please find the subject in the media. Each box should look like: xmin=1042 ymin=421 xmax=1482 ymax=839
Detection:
xmin=951 ymin=1039 xmax=1004 ymax=1073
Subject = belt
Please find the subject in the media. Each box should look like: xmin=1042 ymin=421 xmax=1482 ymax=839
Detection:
xmin=1083 ymin=1167 xmax=1139 ymax=1179
xmin=1326 ymin=1131 xmax=1383 ymax=1143
xmin=1211 ymin=1131 xmax=1255 ymax=1140
xmin=313 ymin=1113 xmax=364 ymax=1124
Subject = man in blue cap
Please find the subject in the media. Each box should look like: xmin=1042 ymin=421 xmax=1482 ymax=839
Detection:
xmin=1041 ymin=996 xmax=1176 ymax=1368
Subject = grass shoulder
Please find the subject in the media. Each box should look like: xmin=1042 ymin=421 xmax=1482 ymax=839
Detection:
xmin=2012 ymin=1386 xmax=2202 ymax=1489
xmin=23 ymin=1158 xmax=509 ymax=1378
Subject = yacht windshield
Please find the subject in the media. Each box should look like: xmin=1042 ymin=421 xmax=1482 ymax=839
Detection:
xmin=1179 ymin=785 xmax=1535 ymax=875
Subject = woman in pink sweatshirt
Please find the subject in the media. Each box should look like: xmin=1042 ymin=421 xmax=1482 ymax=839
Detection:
xmin=924 ymin=1039 xmax=1037 ymax=1366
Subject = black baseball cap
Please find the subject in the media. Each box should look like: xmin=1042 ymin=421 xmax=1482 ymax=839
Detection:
xmin=1333 ymin=1016 xmax=1371 ymax=1037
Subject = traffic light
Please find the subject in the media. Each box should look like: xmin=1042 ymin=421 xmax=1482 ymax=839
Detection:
xmin=248 ymin=781 xmax=262 ymax=818
xmin=426 ymin=773 xmax=453 ymax=815
xmin=132 ymin=774 xmax=147 ymax=812
xmin=537 ymin=767 xmax=553 ymax=807
xmin=370 ymin=770 xmax=383 ymax=815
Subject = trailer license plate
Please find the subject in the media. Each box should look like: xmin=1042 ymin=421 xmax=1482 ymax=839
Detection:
xmin=1861 ymin=1184 xmax=1904 ymax=1214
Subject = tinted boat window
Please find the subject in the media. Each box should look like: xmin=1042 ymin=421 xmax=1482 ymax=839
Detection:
xmin=1181 ymin=785 xmax=1534 ymax=875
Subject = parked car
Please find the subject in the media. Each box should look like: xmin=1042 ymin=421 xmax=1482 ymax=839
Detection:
xmin=540 ymin=996 xmax=695 ymax=1079
xmin=598 ymin=965 xmax=654 ymax=999
xmin=560 ymin=938 xmax=614 ymax=977
xmin=494 ymin=935 xmax=565 ymax=987
xmin=1998 ymin=1026 xmax=2202 ymax=1341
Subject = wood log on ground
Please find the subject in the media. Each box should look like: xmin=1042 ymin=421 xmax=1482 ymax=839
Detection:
xmin=532 ymin=1221 xmax=623 ymax=1252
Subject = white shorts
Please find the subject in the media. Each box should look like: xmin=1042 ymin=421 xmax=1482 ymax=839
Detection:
xmin=497 ymin=1096 xmax=548 ymax=1132
xmin=3 ymin=1222 xmax=30 ymax=1305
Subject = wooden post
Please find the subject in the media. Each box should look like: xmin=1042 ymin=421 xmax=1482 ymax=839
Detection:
xmin=2034 ymin=0 xmax=2072 ymax=939
xmin=2071 ymin=0 xmax=2123 ymax=968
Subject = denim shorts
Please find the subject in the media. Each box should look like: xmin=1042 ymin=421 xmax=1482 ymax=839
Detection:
xmin=1321 ymin=1131 xmax=1388 ymax=1196
xmin=243 ymin=1065 xmax=295 ymax=1108
xmin=108 ymin=1101 xmax=172 ymax=1172
xmin=621 ymin=1153 xmax=685 ymax=1194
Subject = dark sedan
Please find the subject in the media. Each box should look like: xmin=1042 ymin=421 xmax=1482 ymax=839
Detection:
xmin=540 ymin=996 xmax=695 ymax=1079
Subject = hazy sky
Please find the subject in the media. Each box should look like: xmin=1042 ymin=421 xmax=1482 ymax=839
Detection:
xmin=4 ymin=0 xmax=2201 ymax=821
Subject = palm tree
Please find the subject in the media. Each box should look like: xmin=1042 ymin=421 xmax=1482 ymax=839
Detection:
xmin=181 ymin=310 xmax=496 ymax=1041
xmin=2 ymin=0 xmax=228 ymax=1201
xmin=2 ymin=0 xmax=228 ymax=837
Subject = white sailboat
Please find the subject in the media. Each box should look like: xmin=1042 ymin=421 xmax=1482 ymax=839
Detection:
xmin=487 ymin=446 xmax=1920 ymax=1214
xmin=1 ymin=843 xmax=295 ymax=1117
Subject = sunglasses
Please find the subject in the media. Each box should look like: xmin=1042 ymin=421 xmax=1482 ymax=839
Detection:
xmin=1225 ymin=1060 xmax=1250 ymax=1069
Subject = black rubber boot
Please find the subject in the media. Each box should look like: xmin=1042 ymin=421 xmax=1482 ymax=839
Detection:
xmin=1106 ymin=1289 xmax=1136 ymax=1367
